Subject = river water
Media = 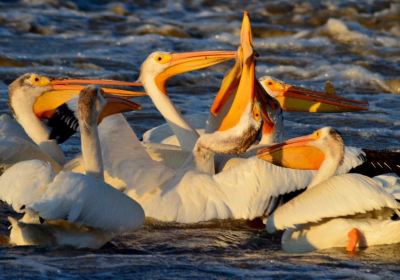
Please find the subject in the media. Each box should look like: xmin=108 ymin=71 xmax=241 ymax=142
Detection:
xmin=0 ymin=0 xmax=399 ymax=278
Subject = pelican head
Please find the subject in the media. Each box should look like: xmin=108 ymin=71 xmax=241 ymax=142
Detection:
xmin=257 ymin=127 xmax=344 ymax=171
xmin=193 ymin=12 xmax=261 ymax=154
xmin=78 ymin=85 xmax=107 ymax=129
xmin=259 ymin=76 xmax=368 ymax=113
xmin=139 ymin=50 xmax=236 ymax=95
xmin=9 ymin=73 xmax=52 ymax=116
xmin=8 ymin=72 xmax=143 ymax=126
xmin=259 ymin=76 xmax=287 ymax=98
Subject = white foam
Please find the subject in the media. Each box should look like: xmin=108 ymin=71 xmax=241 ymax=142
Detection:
xmin=319 ymin=18 xmax=399 ymax=48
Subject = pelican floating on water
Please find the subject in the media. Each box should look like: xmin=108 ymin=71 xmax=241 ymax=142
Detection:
xmin=257 ymin=127 xmax=400 ymax=252
xmin=0 ymin=86 xmax=144 ymax=248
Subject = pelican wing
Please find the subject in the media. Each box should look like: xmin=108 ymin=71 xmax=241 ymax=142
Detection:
xmin=267 ymin=173 xmax=400 ymax=232
xmin=141 ymin=157 xmax=315 ymax=223
xmin=0 ymin=114 xmax=31 ymax=140
xmin=212 ymin=158 xmax=315 ymax=220
xmin=30 ymin=171 xmax=144 ymax=232
xmin=143 ymin=142 xmax=191 ymax=169
xmin=0 ymin=136 xmax=61 ymax=172
xmin=0 ymin=115 xmax=58 ymax=170
xmin=0 ymin=160 xmax=55 ymax=211
xmin=373 ymin=174 xmax=400 ymax=200
xmin=96 ymin=114 xmax=174 ymax=193
xmin=0 ymin=114 xmax=65 ymax=168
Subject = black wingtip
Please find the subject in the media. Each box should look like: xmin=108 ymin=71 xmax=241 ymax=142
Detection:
xmin=349 ymin=149 xmax=400 ymax=177
xmin=47 ymin=104 xmax=79 ymax=144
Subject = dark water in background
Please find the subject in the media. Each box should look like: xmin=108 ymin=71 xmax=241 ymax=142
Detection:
xmin=0 ymin=0 xmax=399 ymax=278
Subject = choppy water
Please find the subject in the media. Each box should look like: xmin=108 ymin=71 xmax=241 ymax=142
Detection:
xmin=0 ymin=0 xmax=399 ymax=278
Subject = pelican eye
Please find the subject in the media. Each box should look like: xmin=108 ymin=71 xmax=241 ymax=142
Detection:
xmin=252 ymin=103 xmax=261 ymax=121
xmin=153 ymin=54 xmax=172 ymax=64
xmin=34 ymin=77 xmax=39 ymax=82
xmin=268 ymin=81 xmax=273 ymax=85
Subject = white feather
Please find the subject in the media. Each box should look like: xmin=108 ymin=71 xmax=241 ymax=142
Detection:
xmin=0 ymin=160 xmax=54 ymax=211
xmin=373 ymin=173 xmax=400 ymax=199
xmin=128 ymin=157 xmax=314 ymax=223
xmin=0 ymin=114 xmax=31 ymax=141
xmin=0 ymin=114 xmax=61 ymax=172
xmin=31 ymin=171 xmax=144 ymax=232
xmin=336 ymin=146 xmax=365 ymax=174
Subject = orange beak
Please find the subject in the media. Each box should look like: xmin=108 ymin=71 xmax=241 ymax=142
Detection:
xmin=99 ymin=95 xmax=141 ymax=123
xmin=256 ymin=132 xmax=325 ymax=170
xmin=259 ymin=78 xmax=368 ymax=112
xmin=50 ymin=78 xmax=145 ymax=97
xmin=212 ymin=11 xmax=256 ymax=131
xmin=209 ymin=50 xmax=242 ymax=116
xmin=51 ymin=79 xmax=141 ymax=87
xmin=154 ymin=50 xmax=237 ymax=94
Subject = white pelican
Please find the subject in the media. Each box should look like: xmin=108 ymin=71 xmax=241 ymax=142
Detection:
xmin=0 ymin=73 xmax=144 ymax=172
xmin=257 ymin=127 xmax=400 ymax=252
xmin=0 ymin=86 xmax=144 ymax=248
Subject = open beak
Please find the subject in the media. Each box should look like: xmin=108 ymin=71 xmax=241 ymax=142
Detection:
xmin=259 ymin=79 xmax=368 ymax=112
xmin=256 ymin=133 xmax=324 ymax=170
xmin=155 ymin=50 xmax=236 ymax=93
xmin=33 ymin=79 xmax=145 ymax=119
xmin=213 ymin=11 xmax=256 ymax=131
xmin=98 ymin=96 xmax=141 ymax=123
xmin=209 ymin=50 xmax=242 ymax=116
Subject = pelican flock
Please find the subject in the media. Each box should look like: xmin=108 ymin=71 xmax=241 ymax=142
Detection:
xmin=0 ymin=11 xmax=398 ymax=254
